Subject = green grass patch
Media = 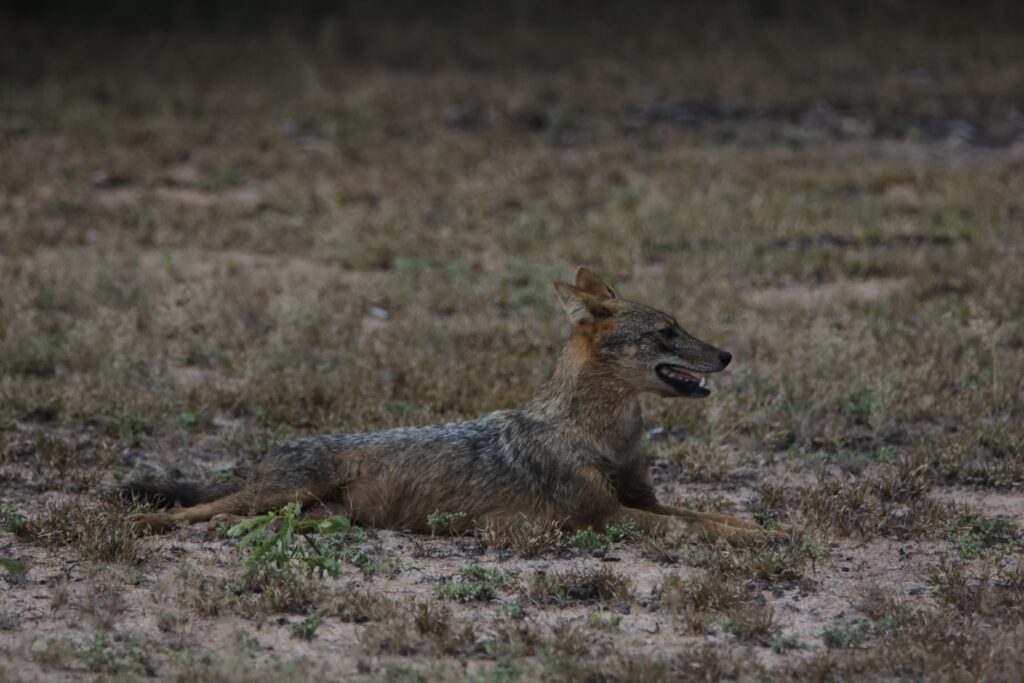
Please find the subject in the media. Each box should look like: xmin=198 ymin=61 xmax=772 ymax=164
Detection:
xmin=571 ymin=519 xmax=638 ymax=554
xmin=228 ymin=501 xmax=356 ymax=579
xmin=951 ymin=516 xmax=1019 ymax=560
xmin=436 ymin=565 xmax=520 ymax=602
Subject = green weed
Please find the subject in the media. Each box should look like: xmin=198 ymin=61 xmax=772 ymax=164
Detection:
xmin=290 ymin=614 xmax=325 ymax=640
xmin=571 ymin=519 xmax=638 ymax=554
xmin=436 ymin=565 xmax=520 ymax=602
xmin=228 ymin=502 xmax=354 ymax=579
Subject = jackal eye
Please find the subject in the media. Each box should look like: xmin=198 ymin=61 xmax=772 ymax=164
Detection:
xmin=659 ymin=327 xmax=677 ymax=339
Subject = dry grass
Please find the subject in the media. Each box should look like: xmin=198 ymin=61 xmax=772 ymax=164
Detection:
xmin=754 ymin=470 xmax=971 ymax=541
xmin=527 ymin=566 xmax=633 ymax=606
xmin=660 ymin=571 xmax=750 ymax=634
xmin=476 ymin=519 xmax=570 ymax=558
xmin=788 ymin=607 xmax=1024 ymax=682
xmin=2 ymin=3 xmax=1024 ymax=680
xmin=13 ymin=496 xmax=142 ymax=564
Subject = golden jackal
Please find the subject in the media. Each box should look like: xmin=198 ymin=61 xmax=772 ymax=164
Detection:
xmin=127 ymin=268 xmax=784 ymax=545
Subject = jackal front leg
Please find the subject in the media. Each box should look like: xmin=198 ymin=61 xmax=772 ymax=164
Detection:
xmin=650 ymin=503 xmax=794 ymax=537
xmin=611 ymin=468 xmax=791 ymax=539
xmin=613 ymin=505 xmax=782 ymax=546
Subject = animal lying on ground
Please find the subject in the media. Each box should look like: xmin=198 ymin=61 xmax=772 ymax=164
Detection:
xmin=126 ymin=267 xmax=789 ymax=545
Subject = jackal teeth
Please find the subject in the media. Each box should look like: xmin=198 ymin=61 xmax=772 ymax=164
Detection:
xmin=699 ymin=377 xmax=707 ymax=388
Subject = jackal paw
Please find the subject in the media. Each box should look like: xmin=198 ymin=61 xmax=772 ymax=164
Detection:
xmin=207 ymin=513 xmax=246 ymax=538
xmin=129 ymin=512 xmax=174 ymax=534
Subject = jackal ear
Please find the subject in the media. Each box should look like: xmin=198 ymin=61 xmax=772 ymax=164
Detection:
xmin=573 ymin=266 xmax=617 ymax=299
xmin=553 ymin=281 xmax=613 ymax=326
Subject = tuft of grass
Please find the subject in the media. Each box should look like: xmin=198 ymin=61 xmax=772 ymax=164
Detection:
xmin=339 ymin=546 xmax=404 ymax=579
xmin=165 ymin=643 xmax=338 ymax=682
xmin=550 ymin=645 xmax=757 ymax=682
xmin=412 ymin=602 xmax=476 ymax=655
xmin=786 ymin=602 xmax=1024 ymax=680
xmin=1 ymin=506 xmax=31 ymax=538
xmin=500 ymin=599 xmax=527 ymax=621
xmin=0 ymin=557 xmax=28 ymax=578
xmin=33 ymin=637 xmax=80 ymax=671
xmin=483 ymin=619 xmax=544 ymax=663
xmin=436 ymin=565 xmax=520 ymax=602
xmin=929 ymin=430 xmax=1024 ymax=489
xmin=771 ymin=632 xmax=805 ymax=653
xmin=927 ymin=554 xmax=994 ymax=615
xmin=224 ymin=510 xmax=399 ymax=579
xmin=327 ymin=585 xmax=404 ymax=624
xmin=228 ymin=501 xmax=355 ymax=579
xmin=356 ymin=599 xmax=476 ymax=658
xmin=951 ymin=516 xmax=1020 ymax=560
xmin=570 ymin=519 xmax=639 ymax=554
xmin=80 ymin=633 xmax=151 ymax=675
xmin=821 ymin=620 xmax=874 ymax=650
xmin=667 ymin=441 xmax=736 ymax=483
xmin=822 ymin=617 xmax=896 ymax=650
xmin=754 ymin=470 xmax=969 ymax=540
xmin=477 ymin=519 xmax=569 ymax=558
xmin=80 ymin=575 xmax=128 ymax=630
xmin=721 ymin=602 xmax=775 ymax=643
xmin=527 ymin=566 xmax=633 ymax=606
xmin=289 ymin=614 xmax=324 ymax=641
xmin=679 ymin=537 xmax=819 ymax=589
xmin=35 ymin=633 xmax=152 ymax=676
xmin=426 ymin=509 xmax=468 ymax=536
xmin=750 ymin=502 xmax=781 ymax=531
xmin=585 ymin=608 xmax=623 ymax=631
xmin=855 ymin=585 xmax=907 ymax=623
xmin=176 ymin=565 xmax=323 ymax=617
xmin=28 ymin=433 xmax=79 ymax=492
xmin=25 ymin=497 xmax=141 ymax=564
xmin=546 ymin=620 xmax=590 ymax=656
xmin=660 ymin=572 xmax=750 ymax=634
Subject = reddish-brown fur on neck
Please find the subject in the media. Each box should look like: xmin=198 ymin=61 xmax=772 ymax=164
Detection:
xmin=565 ymin=327 xmax=597 ymax=366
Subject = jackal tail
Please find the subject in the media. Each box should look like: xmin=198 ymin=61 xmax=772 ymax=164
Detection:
xmin=120 ymin=472 xmax=244 ymax=508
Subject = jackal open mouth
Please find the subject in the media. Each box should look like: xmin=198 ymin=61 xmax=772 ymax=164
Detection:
xmin=655 ymin=363 xmax=711 ymax=397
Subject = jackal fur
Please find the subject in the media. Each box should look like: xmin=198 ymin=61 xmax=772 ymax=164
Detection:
xmin=127 ymin=268 xmax=786 ymax=545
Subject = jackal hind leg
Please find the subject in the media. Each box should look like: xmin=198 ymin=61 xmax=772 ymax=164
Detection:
xmin=130 ymin=487 xmax=332 ymax=535
xmin=206 ymin=513 xmax=249 ymax=537
xmin=206 ymin=500 xmax=348 ymax=538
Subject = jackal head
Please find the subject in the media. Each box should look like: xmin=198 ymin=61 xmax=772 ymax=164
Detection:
xmin=553 ymin=267 xmax=732 ymax=398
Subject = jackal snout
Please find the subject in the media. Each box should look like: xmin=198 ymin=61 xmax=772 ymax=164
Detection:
xmin=649 ymin=327 xmax=731 ymax=398
xmin=553 ymin=267 xmax=732 ymax=399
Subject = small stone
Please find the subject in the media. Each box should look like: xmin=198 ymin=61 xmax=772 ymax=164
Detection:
xmin=646 ymin=427 xmax=667 ymax=441
xmin=625 ymin=616 xmax=659 ymax=634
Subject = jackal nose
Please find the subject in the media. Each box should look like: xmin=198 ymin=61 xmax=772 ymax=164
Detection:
xmin=718 ymin=351 xmax=732 ymax=368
